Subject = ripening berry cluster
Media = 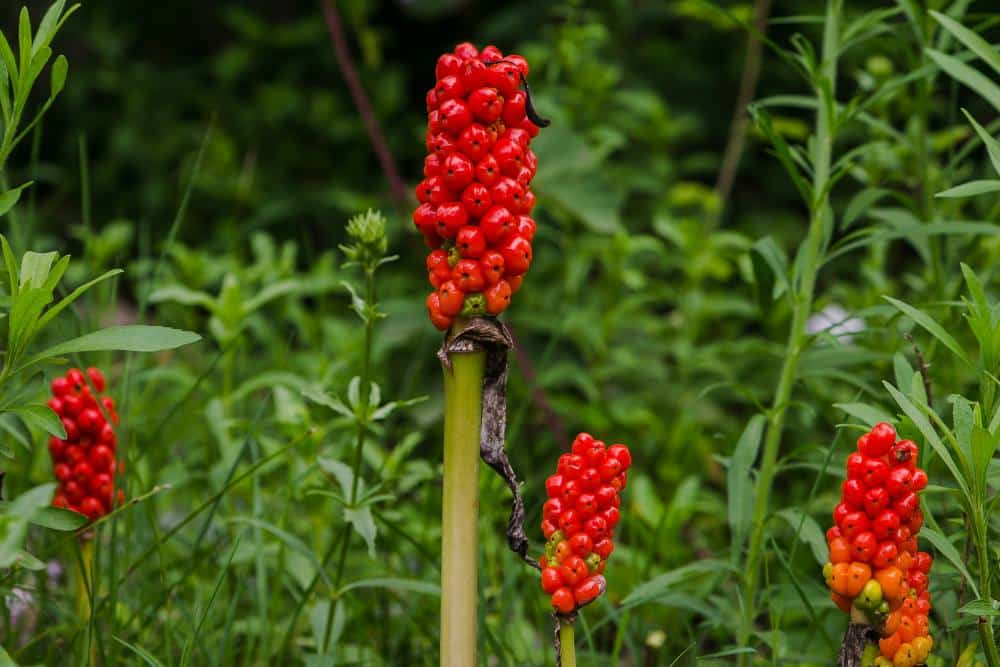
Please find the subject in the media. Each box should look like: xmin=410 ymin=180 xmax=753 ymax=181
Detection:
xmin=823 ymin=422 xmax=933 ymax=666
xmin=47 ymin=367 xmax=123 ymax=521
xmin=539 ymin=434 xmax=631 ymax=614
xmin=416 ymin=42 xmax=542 ymax=330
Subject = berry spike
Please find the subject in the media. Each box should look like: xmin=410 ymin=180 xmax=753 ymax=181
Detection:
xmin=48 ymin=367 xmax=123 ymax=525
xmin=540 ymin=433 xmax=630 ymax=615
xmin=418 ymin=43 xmax=546 ymax=331
xmin=823 ymin=422 xmax=933 ymax=666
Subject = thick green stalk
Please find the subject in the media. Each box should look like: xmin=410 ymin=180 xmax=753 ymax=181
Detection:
xmin=559 ymin=621 xmax=576 ymax=667
xmin=440 ymin=331 xmax=485 ymax=667
xmin=737 ymin=3 xmax=840 ymax=663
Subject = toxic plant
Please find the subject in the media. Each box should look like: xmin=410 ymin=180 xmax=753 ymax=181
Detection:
xmin=824 ymin=422 xmax=933 ymax=666
xmin=540 ymin=433 xmax=631 ymax=666
xmin=415 ymin=41 xmax=548 ymax=664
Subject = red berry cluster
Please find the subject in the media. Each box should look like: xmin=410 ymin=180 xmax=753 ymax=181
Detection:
xmin=823 ymin=422 xmax=933 ymax=666
xmin=47 ymin=367 xmax=123 ymax=521
xmin=416 ymin=42 xmax=542 ymax=330
xmin=539 ymin=434 xmax=631 ymax=614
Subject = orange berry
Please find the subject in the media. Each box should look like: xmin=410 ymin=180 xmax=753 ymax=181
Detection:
xmin=876 ymin=566 xmax=903 ymax=601
xmin=829 ymin=537 xmax=851 ymax=563
xmin=846 ymin=562 xmax=872 ymax=597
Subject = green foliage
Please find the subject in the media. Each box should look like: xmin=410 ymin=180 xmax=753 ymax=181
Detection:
xmin=0 ymin=0 xmax=999 ymax=665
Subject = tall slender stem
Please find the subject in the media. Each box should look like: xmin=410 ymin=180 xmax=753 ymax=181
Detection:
xmin=440 ymin=334 xmax=485 ymax=667
xmin=559 ymin=621 xmax=577 ymax=667
xmin=974 ymin=508 xmax=1000 ymax=667
xmin=322 ymin=268 xmax=376 ymax=652
xmin=76 ymin=539 xmax=94 ymax=622
xmin=738 ymin=3 xmax=840 ymax=663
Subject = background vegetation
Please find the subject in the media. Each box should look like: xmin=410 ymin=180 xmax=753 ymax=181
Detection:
xmin=1 ymin=0 xmax=1000 ymax=664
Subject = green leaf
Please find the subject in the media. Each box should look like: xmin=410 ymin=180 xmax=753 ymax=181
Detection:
xmin=922 ymin=527 xmax=979 ymax=598
xmin=229 ymin=517 xmax=332 ymax=589
xmin=50 ymin=54 xmax=67 ymax=97
xmin=883 ymin=382 xmax=971 ymax=500
xmin=776 ymin=507 xmax=828 ymax=565
xmin=957 ymin=599 xmax=1000 ymax=617
xmin=344 ymin=505 xmax=377 ymax=558
xmin=35 ymin=268 xmax=123 ymax=332
xmin=750 ymin=237 xmax=789 ymax=303
xmin=971 ymin=425 xmax=1000 ymax=499
xmin=727 ymin=415 xmax=766 ymax=554
xmin=27 ymin=506 xmax=86 ymax=530
xmin=883 ymin=296 xmax=971 ymax=366
xmin=0 ymin=182 xmax=31 ymax=217
xmin=112 ymin=636 xmax=165 ymax=667
xmin=961 ymin=109 xmax=1000 ymax=176
xmin=2 ymin=404 xmax=65 ymax=438
xmin=622 ymin=560 xmax=736 ymax=609
xmin=32 ymin=0 xmax=66 ymax=55
xmin=929 ymin=11 xmax=1000 ymax=78
xmin=926 ymin=48 xmax=1000 ymax=114
xmin=935 ymin=179 xmax=1000 ymax=198
xmin=22 ymin=325 xmax=201 ymax=369
xmin=1 ymin=235 xmax=18 ymax=296
xmin=148 ymin=285 xmax=216 ymax=309
xmin=19 ymin=250 xmax=57 ymax=289
xmin=18 ymin=8 xmax=32 ymax=79
xmin=0 ymin=644 xmax=15 ymax=667
xmin=834 ymin=402 xmax=895 ymax=427
xmin=336 ymin=577 xmax=440 ymax=597
xmin=0 ymin=29 xmax=18 ymax=84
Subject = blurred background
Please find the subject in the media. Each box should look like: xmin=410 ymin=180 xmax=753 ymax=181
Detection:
xmin=2 ymin=0 xmax=999 ymax=665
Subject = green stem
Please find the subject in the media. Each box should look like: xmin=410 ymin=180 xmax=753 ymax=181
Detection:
xmin=76 ymin=539 xmax=94 ymax=622
xmin=440 ymin=325 xmax=485 ymax=667
xmin=559 ymin=621 xmax=576 ymax=667
xmin=322 ymin=268 xmax=377 ymax=652
xmin=975 ymin=509 xmax=1000 ymax=667
xmin=738 ymin=3 xmax=840 ymax=664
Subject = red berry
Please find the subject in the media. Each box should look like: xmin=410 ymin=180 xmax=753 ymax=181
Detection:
xmin=541 ymin=567 xmax=563 ymax=594
xmin=846 ymin=453 xmax=866 ymax=480
xmin=551 ymin=587 xmax=575 ymax=613
xmin=435 ymin=53 xmax=462 ymax=79
xmin=456 ymin=227 xmax=487 ymax=259
xmin=62 ymin=417 xmax=79 ymax=440
xmin=545 ymin=474 xmax=564 ymax=498
xmin=867 ymin=422 xmax=897 ymax=455
xmin=90 ymin=444 xmax=115 ymax=472
xmin=893 ymin=491 xmax=919 ymax=519
xmin=51 ymin=376 xmax=72 ymax=396
xmin=457 ymin=124 xmax=491 ymax=161
xmin=493 ymin=137 xmax=524 ymax=176
xmin=872 ymin=510 xmax=901 ymax=540
xmin=842 ymin=478 xmax=866 ymax=508
xmin=435 ymin=75 xmax=464 ymax=103
xmin=569 ymin=533 xmax=593 ymax=556
xmin=593 ymin=538 xmax=614 ymax=558
xmin=480 ymin=206 xmax=515 ymax=244
xmin=578 ymin=467 xmax=601 ymax=492
xmin=559 ymin=556 xmax=588 ymax=586
xmin=490 ymin=177 xmax=525 ymax=211
xmin=67 ymin=368 xmax=85 ymax=388
xmin=863 ymin=486 xmax=890 ymax=516
xmin=452 ymin=259 xmax=485 ymax=292
xmin=584 ymin=516 xmax=608 ymax=540
xmin=439 ymin=99 xmax=472 ymax=134
xmin=80 ymin=496 xmax=104 ymax=520
xmin=500 ymin=235 xmax=532 ymax=276
xmin=485 ymin=280 xmax=512 ymax=314
xmin=426 ymin=293 xmax=451 ymax=331
xmin=502 ymin=90 xmax=527 ymax=126
xmin=460 ymin=182 xmax=492 ymax=218
xmin=914 ymin=551 xmax=932 ymax=573
xmin=442 ymin=153 xmax=474 ymax=191
xmin=886 ymin=467 xmax=913 ymax=498
xmin=573 ymin=575 xmax=604 ymax=605
xmin=860 ymin=458 xmax=889 ymax=488
xmin=453 ymin=42 xmax=478 ymax=60
xmin=474 ymin=154 xmax=500 ymax=186
xmin=467 ymin=87 xmax=503 ymax=123
xmin=437 ymin=282 xmax=465 ymax=317
xmin=891 ymin=440 xmax=919 ymax=468
xmin=873 ymin=541 xmax=898 ymax=568
xmin=480 ymin=251 xmax=505 ymax=286
xmin=434 ymin=202 xmax=468 ymax=239
xmin=840 ymin=511 xmax=870 ymax=539
xmin=852 ymin=531 xmax=878 ymax=561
